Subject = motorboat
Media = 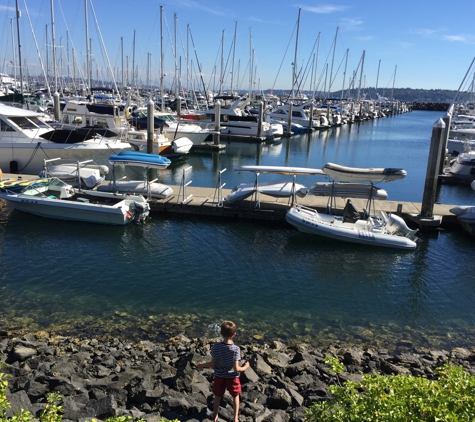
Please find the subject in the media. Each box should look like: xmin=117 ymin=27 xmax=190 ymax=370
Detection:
xmin=105 ymin=151 xmax=173 ymax=200
xmin=447 ymin=138 xmax=475 ymax=155
xmin=108 ymin=151 xmax=171 ymax=169
xmin=225 ymin=181 xmax=308 ymax=204
xmin=286 ymin=201 xmax=418 ymax=250
xmin=0 ymin=102 xmax=133 ymax=175
xmin=181 ymin=96 xmax=283 ymax=139
xmin=128 ymin=108 xmax=215 ymax=146
xmin=0 ymin=177 xmax=150 ymax=225
xmin=57 ymin=101 xmax=193 ymax=156
xmin=124 ymin=129 xmax=193 ymax=157
xmin=266 ymin=101 xmax=322 ymax=130
xmin=444 ymin=150 xmax=475 ymax=181
xmin=450 ymin=205 xmax=475 ymax=236
xmin=39 ymin=158 xmax=109 ymax=188
xmin=310 ymin=182 xmax=388 ymax=200
xmin=322 ymin=162 xmax=407 ymax=183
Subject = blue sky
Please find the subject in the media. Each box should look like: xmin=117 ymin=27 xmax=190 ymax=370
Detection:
xmin=1 ymin=0 xmax=474 ymax=94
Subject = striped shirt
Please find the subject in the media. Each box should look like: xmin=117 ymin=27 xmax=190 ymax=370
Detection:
xmin=211 ymin=342 xmax=241 ymax=378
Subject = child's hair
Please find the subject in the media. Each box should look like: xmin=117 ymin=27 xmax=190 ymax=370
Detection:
xmin=220 ymin=320 xmax=236 ymax=338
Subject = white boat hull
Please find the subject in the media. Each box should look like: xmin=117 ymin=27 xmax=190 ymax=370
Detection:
xmin=0 ymin=141 xmax=132 ymax=175
xmin=97 ymin=181 xmax=173 ymax=199
xmin=322 ymin=162 xmax=407 ymax=183
xmin=225 ymin=181 xmax=308 ymax=204
xmin=0 ymin=178 xmax=149 ymax=225
xmin=310 ymin=182 xmax=388 ymax=200
xmin=286 ymin=205 xmax=418 ymax=250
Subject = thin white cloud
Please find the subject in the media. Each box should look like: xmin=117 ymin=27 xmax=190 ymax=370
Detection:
xmin=171 ymin=0 xmax=228 ymax=17
xmin=340 ymin=17 xmax=363 ymax=31
xmin=443 ymin=35 xmax=467 ymax=42
xmin=298 ymin=4 xmax=348 ymax=14
xmin=411 ymin=28 xmax=438 ymax=36
xmin=0 ymin=6 xmax=15 ymax=12
xmin=357 ymin=36 xmax=374 ymax=41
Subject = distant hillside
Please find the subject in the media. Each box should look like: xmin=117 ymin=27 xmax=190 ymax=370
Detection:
xmin=266 ymin=87 xmax=461 ymax=104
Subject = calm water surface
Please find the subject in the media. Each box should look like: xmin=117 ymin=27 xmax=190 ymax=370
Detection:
xmin=1 ymin=110 xmax=475 ymax=349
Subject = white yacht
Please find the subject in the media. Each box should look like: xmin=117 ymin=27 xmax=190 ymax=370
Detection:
xmin=0 ymin=103 xmax=133 ymax=175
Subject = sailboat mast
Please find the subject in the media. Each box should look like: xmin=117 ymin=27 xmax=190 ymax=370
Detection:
xmin=230 ymin=22 xmax=237 ymax=93
xmin=248 ymin=28 xmax=252 ymax=98
xmin=328 ymin=26 xmax=338 ymax=97
xmin=10 ymin=18 xmax=16 ymax=85
xmin=50 ymin=0 xmax=57 ymax=92
xmin=291 ymin=8 xmax=301 ymax=99
xmin=120 ymin=37 xmax=123 ymax=89
xmin=392 ymin=65 xmax=397 ymax=101
xmin=84 ymin=0 xmax=90 ymax=95
xmin=376 ymin=59 xmax=381 ymax=93
xmin=132 ymin=29 xmax=136 ymax=87
xmin=160 ymin=5 xmax=164 ymax=111
xmin=219 ymin=30 xmax=224 ymax=95
xmin=357 ymin=50 xmax=365 ymax=101
xmin=15 ymin=0 xmax=24 ymax=97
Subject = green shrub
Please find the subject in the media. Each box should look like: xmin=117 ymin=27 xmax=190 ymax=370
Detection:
xmin=305 ymin=362 xmax=475 ymax=422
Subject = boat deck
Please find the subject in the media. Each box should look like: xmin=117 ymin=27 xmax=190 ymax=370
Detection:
xmin=1 ymin=173 xmax=460 ymax=228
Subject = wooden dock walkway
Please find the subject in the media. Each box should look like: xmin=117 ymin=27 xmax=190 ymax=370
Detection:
xmin=0 ymin=173 xmax=460 ymax=229
xmin=148 ymin=184 xmax=459 ymax=229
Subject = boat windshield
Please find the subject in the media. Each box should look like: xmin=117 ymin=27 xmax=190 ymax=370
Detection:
xmin=20 ymin=178 xmax=68 ymax=196
xmin=9 ymin=116 xmax=52 ymax=130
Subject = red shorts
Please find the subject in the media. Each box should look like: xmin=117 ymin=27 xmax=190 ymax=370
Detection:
xmin=212 ymin=376 xmax=241 ymax=397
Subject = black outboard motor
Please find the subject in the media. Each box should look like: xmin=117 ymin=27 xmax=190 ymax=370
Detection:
xmin=130 ymin=201 xmax=150 ymax=224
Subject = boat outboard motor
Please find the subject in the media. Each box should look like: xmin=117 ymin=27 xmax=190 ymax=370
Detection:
xmin=385 ymin=213 xmax=419 ymax=241
xmin=342 ymin=199 xmax=360 ymax=223
xmin=130 ymin=201 xmax=150 ymax=224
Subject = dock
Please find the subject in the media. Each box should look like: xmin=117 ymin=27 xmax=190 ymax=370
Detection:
xmin=147 ymin=184 xmax=459 ymax=229
xmin=0 ymin=173 xmax=460 ymax=229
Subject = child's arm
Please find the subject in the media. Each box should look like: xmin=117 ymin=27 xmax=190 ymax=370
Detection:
xmin=233 ymin=360 xmax=250 ymax=373
xmin=197 ymin=356 xmax=215 ymax=369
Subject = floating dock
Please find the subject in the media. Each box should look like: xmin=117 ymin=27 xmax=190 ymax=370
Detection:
xmin=148 ymin=184 xmax=459 ymax=229
xmin=0 ymin=173 xmax=460 ymax=229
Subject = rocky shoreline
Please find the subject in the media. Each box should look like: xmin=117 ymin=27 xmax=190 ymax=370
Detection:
xmin=1 ymin=329 xmax=474 ymax=422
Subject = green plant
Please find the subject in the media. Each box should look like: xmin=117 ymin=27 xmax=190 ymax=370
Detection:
xmin=305 ymin=363 xmax=475 ymax=422
xmin=40 ymin=393 xmax=62 ymax=422
xmin=0 ymin=371 xmax=11 ymax=421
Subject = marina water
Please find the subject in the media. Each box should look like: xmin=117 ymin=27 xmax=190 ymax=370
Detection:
xmin=1 ymin=110 xmax=475 ymax=349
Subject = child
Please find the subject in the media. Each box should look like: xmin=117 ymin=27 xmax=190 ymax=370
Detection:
xmin=197 ymin=320 xmax=250 ymax=422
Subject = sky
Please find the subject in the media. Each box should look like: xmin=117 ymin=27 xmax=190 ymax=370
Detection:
xmin=1 ymin=0 xmax=474 ymax=95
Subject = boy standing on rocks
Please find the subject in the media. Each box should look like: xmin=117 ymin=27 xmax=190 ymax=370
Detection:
xmin=197 ymin=320 xmax=250 ymax=422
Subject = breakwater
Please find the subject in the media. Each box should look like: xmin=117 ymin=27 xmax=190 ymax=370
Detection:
xmin=1 ymin=330 xmax=473 ymax=422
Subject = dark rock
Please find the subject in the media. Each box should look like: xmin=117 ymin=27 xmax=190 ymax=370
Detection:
xmin=87 ymin=395 xmax=118 ymax=419
xmin=5 ymin=390 xmax=33 ymax=417
xmin=266 ymin=386 xmax=292 ymax=410
xmin=252 ymin=354 xmax=273 ymax=376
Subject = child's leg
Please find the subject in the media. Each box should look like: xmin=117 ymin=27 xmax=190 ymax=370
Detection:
xmin=213 ymin=395 xmax=222 ymax=422
xmin=232 ymin=394 xmax=240 ymax=422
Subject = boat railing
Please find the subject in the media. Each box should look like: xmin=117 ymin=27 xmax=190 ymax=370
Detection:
xmin=212 ymin=168 xmax=226 ymax=207
xmin=177 ymin=166 xmax=193 ymax=204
